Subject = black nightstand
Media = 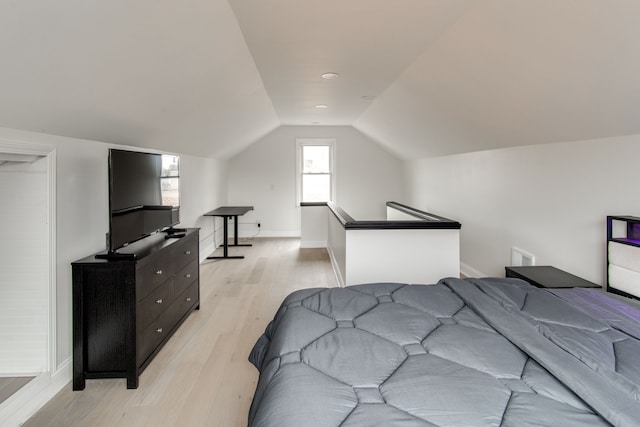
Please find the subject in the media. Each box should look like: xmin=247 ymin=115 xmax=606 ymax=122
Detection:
xmin=505 ymin=266 xmax=600 ymax=289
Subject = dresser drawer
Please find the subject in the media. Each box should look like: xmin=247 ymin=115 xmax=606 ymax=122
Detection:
xmin=138 ymin=303 xmax=175 ymax=363
xmin=137 ymin=278 xmax=174 ymax=330
xmin=175 ymin=281 xmax=199 ymax=322
xmin=136 ymin=257 xmax=175 ymax=301
xmin=175 ymin=260 xmax=198 ymax=296
xmin=172 ymin=234 xmax=198 ymax=270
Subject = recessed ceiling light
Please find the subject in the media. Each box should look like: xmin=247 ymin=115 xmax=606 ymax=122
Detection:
xmin=321 ymin=72 xmax=339 ymax=80
xmin=315 ymin=104 xmax=328 ymax=109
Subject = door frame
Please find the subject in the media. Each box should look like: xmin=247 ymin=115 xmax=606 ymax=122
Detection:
xmin=0 ymin=140 xmax=57 ymax=374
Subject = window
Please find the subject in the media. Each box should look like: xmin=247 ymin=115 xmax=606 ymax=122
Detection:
xmin=296 ymin=139 xmax=335 ymax=204
xmin=160 ymin=154 xmax=180 ymax=207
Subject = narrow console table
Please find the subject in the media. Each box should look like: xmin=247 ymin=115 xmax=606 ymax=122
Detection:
xmin=204 ymin=206 xmax=254 ymax=259
xmin=72 ymin=228 xmax=200 ymax=389
xmin=505 ymin=265 xmax=600 ymax=289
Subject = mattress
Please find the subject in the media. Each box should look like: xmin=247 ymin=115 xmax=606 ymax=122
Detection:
xmin=248 ymin=278 xmax=640 ymax=426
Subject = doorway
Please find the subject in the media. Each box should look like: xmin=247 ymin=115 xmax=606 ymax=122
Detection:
xmin=0 ymin=143 xmax=55 ymax=408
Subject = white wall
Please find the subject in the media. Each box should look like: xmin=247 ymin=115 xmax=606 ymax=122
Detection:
xmin=0 ymin=127 xmax=227 ymax=376
xmin=178 ymin=155 xmax=229 ymax=258
xmin=345 ymin=228 xmax=459 ymax=286
xmin=405 ymin=135 xmax=640 ymax=284
xmin=327 ymin=211 xmax=347 ymax=286
xmin=300 ymin=205 xmax=328 ymax=248
xmin=227 ymin=125 xmax=406 ymax=237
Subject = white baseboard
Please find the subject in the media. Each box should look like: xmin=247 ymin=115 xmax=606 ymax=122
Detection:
xmin=326 ymin=245 xmax=345 ymax=288
xmin=0 ymin=358 xmax=72 ymax=427
xmin=300 ymin=240 xmax=327 ymax=249
xmin=200 ymin=240 xmax=217 ymax=263
xmin=460 ymin=262 xmax=487 ymax=278
xmin=244 ymin=230 xmax=301 ymax=238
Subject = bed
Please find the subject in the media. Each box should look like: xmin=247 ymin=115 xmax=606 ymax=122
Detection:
xmin=248 ymin=277 xmax=640 ymax=426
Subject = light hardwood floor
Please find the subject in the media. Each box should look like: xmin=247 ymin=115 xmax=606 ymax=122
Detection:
xmin=0 ymin=377 xmax=34 ymax=405
xmin=24 ymin=238 xmax=337 ymax=427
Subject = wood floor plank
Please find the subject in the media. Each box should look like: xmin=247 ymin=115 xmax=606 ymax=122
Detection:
xmin=23 ymin=237 xmax=336 ymax=427
xmin=0 ymin=377 xmax=34 ymax=405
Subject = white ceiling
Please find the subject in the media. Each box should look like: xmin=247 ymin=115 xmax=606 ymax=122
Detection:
xmin=1 ymin=0 xmax=639 ymax=160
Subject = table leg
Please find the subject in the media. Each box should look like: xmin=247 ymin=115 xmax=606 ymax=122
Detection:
xmin=234 ymin=215 xmax=239 ymax=246
xmin=207 ymin=215 xmax=245 ymax=259
xmin=226 ymin=215 xmax=252 ymax=247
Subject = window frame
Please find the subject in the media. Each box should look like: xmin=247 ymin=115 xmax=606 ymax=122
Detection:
xmin=160 ymin=154 xmax=180 ymax=207
xmin=296 ymin=138 xmax=336 ymax=206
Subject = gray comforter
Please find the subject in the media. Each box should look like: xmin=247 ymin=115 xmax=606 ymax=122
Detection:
xmin=248 ymin=278 xmax=640 ymax=426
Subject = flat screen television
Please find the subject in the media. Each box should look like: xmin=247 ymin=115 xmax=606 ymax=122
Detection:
xmin=104 ymin=149 xmax=180 ymax=255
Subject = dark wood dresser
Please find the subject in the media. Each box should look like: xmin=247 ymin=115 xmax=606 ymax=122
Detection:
xmin=72 ymin=228 xmax=200 ymax=390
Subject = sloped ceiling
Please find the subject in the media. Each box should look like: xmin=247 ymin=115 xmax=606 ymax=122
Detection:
xmin=1 ymin=1 xmax=639 ymax=160
xmin=0 ymin=0 xmax=279 ymax=159
xmin=354 ymin=0 xmax=640 ymax=159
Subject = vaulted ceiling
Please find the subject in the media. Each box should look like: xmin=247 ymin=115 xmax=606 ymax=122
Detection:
xmin=1 ymin=1 xmax=639 ymax=160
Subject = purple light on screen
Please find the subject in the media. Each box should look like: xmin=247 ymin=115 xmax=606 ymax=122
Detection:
xmin=630 ymin=223 xmax=640 ymax=241
xmin=551 ymin=288 xmax=640 ymax=338
xmin=590 ymin=291 xmax=640 ymax=322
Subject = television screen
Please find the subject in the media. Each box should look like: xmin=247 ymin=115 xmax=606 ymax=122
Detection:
xmin=108 ymin=149 xmax=180 ymax=251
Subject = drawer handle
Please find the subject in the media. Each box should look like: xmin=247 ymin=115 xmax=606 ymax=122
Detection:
xmin=185 ymin=274 xmax=191 ymax=279
xmin=156 ymin=298 xmax=163 ymax=304
xmin=185 ymin=250 xmax=191 ymax=255
xmin=156 ymin=328 xmax=163 ymax=333
xmin=186 ymin=297 xmax=192 ymax=302
xmin=156 ymin=270 xmax=163 ymax=275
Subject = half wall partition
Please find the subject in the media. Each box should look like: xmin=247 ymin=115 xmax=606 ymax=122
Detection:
xmin=302 ymin=202 xmax=461 ymax=287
